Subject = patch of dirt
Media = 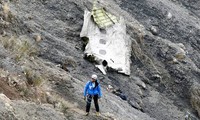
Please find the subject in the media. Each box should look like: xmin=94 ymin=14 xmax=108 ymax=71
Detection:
xmin=0 ymin=77 xmax=21 ymax=100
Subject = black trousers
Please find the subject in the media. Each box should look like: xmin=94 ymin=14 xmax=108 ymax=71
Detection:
xmin=86 ymin=94 xmax=99 ymax=112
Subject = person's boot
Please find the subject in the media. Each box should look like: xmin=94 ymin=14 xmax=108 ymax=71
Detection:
xmin=85 ymin=112 xmax=89 ymax=116
xmin=96 ymin=112 xmax=100 ymax=116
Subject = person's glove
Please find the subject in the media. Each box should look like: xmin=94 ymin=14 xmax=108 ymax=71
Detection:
xmin=84 ymin=96 xmax=86 ymax=101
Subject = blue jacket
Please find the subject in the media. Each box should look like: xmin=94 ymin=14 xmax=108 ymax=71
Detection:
xmin=83 ymin=81 xmax=102 ymax=97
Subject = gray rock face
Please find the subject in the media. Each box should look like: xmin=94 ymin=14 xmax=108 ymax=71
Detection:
xmin=0 ymin=93 xmax=66 ymax=120
xmin=0 ymin=0 xmax=199 ymax=120
xmin=191 ymin=83 xmax=200 ymax=117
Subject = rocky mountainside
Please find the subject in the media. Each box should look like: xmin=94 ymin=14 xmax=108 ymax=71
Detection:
xmin=0 ymin=0 xmax=200 ymax=120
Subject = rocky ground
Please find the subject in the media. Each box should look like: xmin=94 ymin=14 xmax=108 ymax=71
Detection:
xmin=0 ymin=0 xmax=200 ymax=120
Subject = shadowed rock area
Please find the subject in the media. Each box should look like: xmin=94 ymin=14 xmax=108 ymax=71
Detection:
xmin=0 ymin=0 xmax=200 ymax=120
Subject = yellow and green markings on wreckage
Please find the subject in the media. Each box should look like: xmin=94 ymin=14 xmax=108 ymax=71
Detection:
xmin=92 ymin=0 xmax=118 ymax=29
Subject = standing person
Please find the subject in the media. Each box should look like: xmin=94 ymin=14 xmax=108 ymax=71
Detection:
xmin=83 ymin=74 xmax=102 ymax=116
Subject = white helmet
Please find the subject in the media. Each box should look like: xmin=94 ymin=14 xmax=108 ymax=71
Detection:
xmin=91 ymin=74 xmax=97 ymax=80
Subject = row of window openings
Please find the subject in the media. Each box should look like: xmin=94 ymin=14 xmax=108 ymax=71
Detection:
xmin=99 ymin=39 xmax=107 ymax=55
